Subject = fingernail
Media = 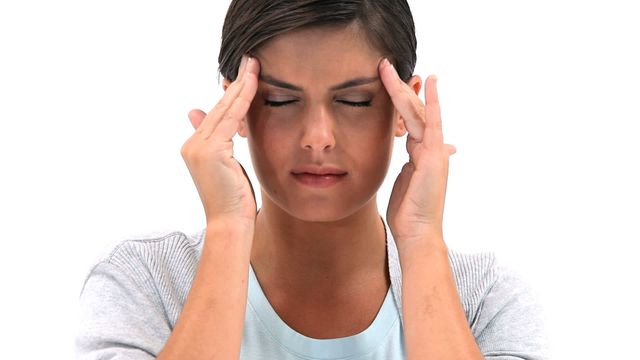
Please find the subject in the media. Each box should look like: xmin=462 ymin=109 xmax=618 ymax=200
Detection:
xmin=381 ymin=58 xmax=396 ymax=73
xmin=389 ymin=63 xmax=399 ymax=79
xmin=245 ymin=56 xmax=255 ymax=74
xmin=240 ymin=54 xmax=248 ymax=69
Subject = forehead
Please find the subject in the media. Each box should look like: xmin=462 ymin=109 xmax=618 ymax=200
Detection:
xmin=253 ymin=23 xmax=383 ymax=87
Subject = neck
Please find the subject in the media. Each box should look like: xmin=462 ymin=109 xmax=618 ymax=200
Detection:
xmin=250 ymin=194 xmax=388 ymax=294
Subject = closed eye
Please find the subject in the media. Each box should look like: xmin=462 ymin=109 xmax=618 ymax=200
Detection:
xmin=337 ymin=100 xmax=372 ymax=107
xmin=264 ymin=100 xmax=298 ymax=107
xmin=264 ymin=100 xmax=372 ymax=107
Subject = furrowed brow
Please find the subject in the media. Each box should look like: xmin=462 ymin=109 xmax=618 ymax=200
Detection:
xmin=259 ymin=75 xmax=303 ymax=91
xmin=259 ymin=74 xmax=379 ymax=92
xmin=329 ymin=76 xmax=378 ymax=91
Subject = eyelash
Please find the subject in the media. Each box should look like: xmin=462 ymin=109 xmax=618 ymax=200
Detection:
xmin=264 ymin=100 xmax=372 ymax=108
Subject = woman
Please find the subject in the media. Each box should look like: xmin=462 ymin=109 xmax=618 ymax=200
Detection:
xmin=76 ymin=1 xmax=548 ymax=359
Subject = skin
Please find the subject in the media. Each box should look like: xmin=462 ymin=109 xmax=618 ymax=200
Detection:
xmin=181 ymin=21 xmax=483 ymax=360
xmin=236 ymin=23 xmax=414 ymax=337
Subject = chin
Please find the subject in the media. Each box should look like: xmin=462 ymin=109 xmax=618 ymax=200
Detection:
xmin=285 ymin=205 xmax=353 ymax=223
xmin=256 ymin=171 xmax=382 ymax=223
xmin=270 ymin=191 xmax=375 ymax=224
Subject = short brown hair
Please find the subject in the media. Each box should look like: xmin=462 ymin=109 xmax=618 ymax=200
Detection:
xmin=218 ymin=0 xmax=417 ymax=82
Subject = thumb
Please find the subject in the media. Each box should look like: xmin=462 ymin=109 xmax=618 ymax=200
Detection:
xmin=446 ymin=144 xmax=457 ymax=156
xmin=188 ymin=109 xmax=207 ymax=130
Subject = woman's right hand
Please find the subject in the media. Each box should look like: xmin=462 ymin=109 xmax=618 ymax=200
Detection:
xmin=180 ymin=54 xmax=260 ymax=228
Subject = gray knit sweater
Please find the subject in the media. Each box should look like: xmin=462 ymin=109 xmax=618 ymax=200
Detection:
xmin=76 ymin=222 xmax=549 ymax=359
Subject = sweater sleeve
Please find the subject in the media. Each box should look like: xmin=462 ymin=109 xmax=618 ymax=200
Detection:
xmin=75 ymin=261 xmax=171 ymax=359
xmin=471 ymin=262 xmax=550 ymax=360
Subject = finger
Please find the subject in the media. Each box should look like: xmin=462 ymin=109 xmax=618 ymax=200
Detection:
xmin=379 ymin=58 xmax=426 ymax=142
xmin=424 ymin=75 xmax=444 ymax=147
xmin=446 ymin=143 xmax=457 ymax=156
xmin=212 ymin=56 xmax=261 ymax=141
xmin=188 ymin=109 xmax=206 ymax=130
xmin=196 ymin=55 xmax=250 ymax=137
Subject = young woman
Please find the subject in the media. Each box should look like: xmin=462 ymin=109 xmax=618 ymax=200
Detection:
xmin=76 ymin=1 xmax=548 ymax=359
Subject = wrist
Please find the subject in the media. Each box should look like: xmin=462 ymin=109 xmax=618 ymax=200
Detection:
xmin=396 ymin=234 xmax=448 ymax=262
xmin=207 ymin=216 xmax=254 ymax=232
xmin=205 ymin=218 xmax=254 ymax=247
xmin=399 ymin=242 xmax=450 ymax=284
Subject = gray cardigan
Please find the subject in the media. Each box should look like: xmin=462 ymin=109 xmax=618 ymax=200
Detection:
xmin=76 ymin=224 xmax=549 ymax=359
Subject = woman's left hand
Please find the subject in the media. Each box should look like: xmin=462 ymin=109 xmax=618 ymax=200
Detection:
xmin=379 ymin=59 xmax=457 ymax=254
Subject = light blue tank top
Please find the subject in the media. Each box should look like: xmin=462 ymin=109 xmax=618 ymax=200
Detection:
xmin=240 ymin=217 xmax=407 ymax=359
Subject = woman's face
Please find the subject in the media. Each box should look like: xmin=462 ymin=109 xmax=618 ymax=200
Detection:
xmin=237 ymin=23 xmax=409 ymax=222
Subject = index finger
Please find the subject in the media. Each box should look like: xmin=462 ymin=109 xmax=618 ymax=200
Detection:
xmin=197 ymin=54 xmax=252 ymax=137
xmin=378 ymin=58 xmax=426 ymax=142
xmin=212 ymin=56 xmax=261 ymax=141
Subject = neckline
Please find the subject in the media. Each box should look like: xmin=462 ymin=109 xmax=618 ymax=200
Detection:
xmin=245 ymin=216 xmax=402 ymax=359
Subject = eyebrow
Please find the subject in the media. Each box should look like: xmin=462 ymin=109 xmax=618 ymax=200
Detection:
xmin=259 ymin=74 xmax=379 ymax=92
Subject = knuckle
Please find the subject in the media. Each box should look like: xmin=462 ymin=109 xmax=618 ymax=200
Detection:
xmin=215 ymin=98 xmax=231 ymax=112
xmin=180 ymin=138 xmax=204 ymax=159
xmin=220 ymin=112 xmax=234 ymax=125
xmin=235 ymin=96 xmax=252 ymax=110
xmin=180 ymin=141 xmax=193 ymax=158
xmin=409 ymin=103 xmax=423 ymax=121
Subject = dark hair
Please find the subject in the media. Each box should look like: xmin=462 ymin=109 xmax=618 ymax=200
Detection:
xmin=218 ymin=0 xmax=417 ymax=82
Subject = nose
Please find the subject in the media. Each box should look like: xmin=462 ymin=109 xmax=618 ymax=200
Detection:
xmin=299 ymin=105 xmax=336 ymax=152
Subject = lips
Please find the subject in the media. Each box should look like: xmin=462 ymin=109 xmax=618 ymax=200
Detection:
xmin=295 ymin=171 xmax=347 ymax=176
xmin=291 ymin=173 xmax=346 ymax=187
xmin=291 ymin=165 xmax=348 ymax=176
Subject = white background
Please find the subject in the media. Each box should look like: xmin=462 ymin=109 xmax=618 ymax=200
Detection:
xmin=1 ymin=0 xmax=638 ymax=358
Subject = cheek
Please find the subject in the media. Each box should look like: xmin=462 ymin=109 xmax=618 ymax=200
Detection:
xmin=351 ymin=103 xmax=396 ymax=169
xmin=341 ymin=103 xmax=397 ymax=142
xmin=247 ymin=101 xmax=298 ymax=136
xmin=324 ymin=99 xmax=396 ymax=137
xmin=245 ymin=105 xmax=292 ymax=175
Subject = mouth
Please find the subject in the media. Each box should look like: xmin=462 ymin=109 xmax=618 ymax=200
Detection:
xmin=291 ymin=172 xmax=347 ymax=187
xmin=292 ymin=171 xmax=348 ymax=176
xmin=290 ymin=165 xmax=348 ymax=176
